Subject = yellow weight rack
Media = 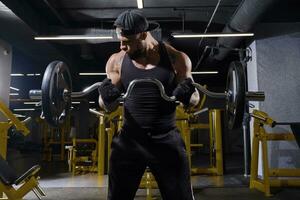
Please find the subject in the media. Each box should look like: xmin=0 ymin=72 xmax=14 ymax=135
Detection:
xmin=250 ymin=110 xmax=300 ymax=196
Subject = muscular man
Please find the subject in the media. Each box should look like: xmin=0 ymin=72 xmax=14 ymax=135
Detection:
xmin=98 ymin=10 xmax=200 ymax=200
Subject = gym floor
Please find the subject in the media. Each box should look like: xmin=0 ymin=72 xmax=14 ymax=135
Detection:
xmin=11 ymin=152 xmax=300 ymax=200
xmin=21 ymin=165 xmax=300 ymax=200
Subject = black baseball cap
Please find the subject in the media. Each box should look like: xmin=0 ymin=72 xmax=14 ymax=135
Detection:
xmin=114 ymin=10 xmax=159 ymax=36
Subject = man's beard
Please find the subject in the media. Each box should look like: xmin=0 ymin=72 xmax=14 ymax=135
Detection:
xmin=128 ymin=49 xmax=145 ymax=60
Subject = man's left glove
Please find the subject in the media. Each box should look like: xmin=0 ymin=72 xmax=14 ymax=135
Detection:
xmin=98 ymin=78 xmax=121 ymax=106
xmin=172 ymin=78 xmax=196 ymax=106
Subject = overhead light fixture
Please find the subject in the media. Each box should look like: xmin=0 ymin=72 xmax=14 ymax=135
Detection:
xmin=137 ymin=0 xmax=143 ymax=9
xmin=10 ymin=86 xmax=19 ymax=91
xmin=34 ymin=35 xmax=113 ymax=40
xmin=191 ymin=71 xmax=219 ymax=74
xmin=11 ymin=73 xmax=24 ymax=76
xmin=14 ymin=108 xmax=35 ymax=111
xmin=13 ymin=114 xmax=26 ymax=118
xmin=72 ymin=101 xmax=96 ymax=104
xmin=11 ymin=73 xmax=41 ymax=77
xmin=26 ymin=73 xmax=40 ymax=77
xmin=172 ymin=33 xmax=254 ymax=38
xmin=79 ymin=72 xmax=107 ymax=76
xmin=24 ymin=102 xmax=40 ymax=105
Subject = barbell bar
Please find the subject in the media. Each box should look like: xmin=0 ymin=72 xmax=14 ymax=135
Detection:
xmin=29 ymin=60 xmax=265 ymax=128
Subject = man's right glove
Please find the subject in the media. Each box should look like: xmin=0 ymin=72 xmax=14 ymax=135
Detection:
xmin=98 ymin=78 xmax=121 ymax=106
xmin=172 ymin=77 xmax=196 ymax=106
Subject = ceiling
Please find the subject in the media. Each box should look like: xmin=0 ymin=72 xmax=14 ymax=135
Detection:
xmin=1 ymin=0 xmax=300 ymax=111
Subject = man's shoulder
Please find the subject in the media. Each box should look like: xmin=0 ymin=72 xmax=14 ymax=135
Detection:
xmin=107 ymin=51 xmax=126 ymax=71
xmin=109 ymin=51 xmax=126 ymax=63
xmin=163 ymin=42 xmax=187 ymax=65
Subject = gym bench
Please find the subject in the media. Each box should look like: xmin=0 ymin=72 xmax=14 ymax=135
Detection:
xmin=0 ymin=156 xmax=45 ymax=200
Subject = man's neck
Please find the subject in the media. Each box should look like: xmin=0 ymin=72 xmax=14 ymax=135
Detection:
xmin=131 ymin=33 xmax=160 ymax=66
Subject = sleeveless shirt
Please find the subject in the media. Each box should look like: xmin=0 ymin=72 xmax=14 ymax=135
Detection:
xmin=120 ymin=42 xmax=177 ymax=134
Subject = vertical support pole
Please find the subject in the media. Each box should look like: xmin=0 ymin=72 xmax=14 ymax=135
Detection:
xmin=250 ymin=119 xmax=260 ymax=188
xmin=107 ymin=122 xmax=115 ymax=171
xmin=183 ymin=120 xmax=191 ymax=167
xmin=98 ymin=116 xmax=106 ymax=175
xmin=212 ymin=109 xmax=223 ymax=175
xmin=72 ymin=138 xmax=76 ymax=175
xmin=209 ymin=110 xmax=214 ymax=168
xmin=60 ymin=126 xmax=65 ymax=161
xmin=261 ymin=127 xmax=271 ymax=196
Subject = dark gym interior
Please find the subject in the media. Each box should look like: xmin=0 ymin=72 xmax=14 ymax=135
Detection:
xmin=1 ymin=0 xmax=300 ymax=200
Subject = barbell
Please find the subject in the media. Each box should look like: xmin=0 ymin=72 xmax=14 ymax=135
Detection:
xmin=29 ymin=60 xmax=265 ymax=129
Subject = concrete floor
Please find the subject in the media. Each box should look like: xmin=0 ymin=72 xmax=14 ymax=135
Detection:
xmin=5 ymin=150 xmax=300 ymax=200
xmin=19 ymin=167 xmax=300 ymax=200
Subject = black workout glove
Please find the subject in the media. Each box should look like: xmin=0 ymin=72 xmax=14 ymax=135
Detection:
xmin=172 ymin=78 xmax=196 ymax=106
xmin=98 ymin=78 xmax=121 ymax=106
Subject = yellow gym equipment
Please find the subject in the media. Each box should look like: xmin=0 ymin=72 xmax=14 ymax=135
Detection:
xmin=0 ymin=99 xmax=30 ymax=159
xmin=39 ymin=118 xmax=71 ymax=162
xmin=70 ymin=137 xmax=98 ymax=175
xmin=97 ymin=107 xmax=123 ymax=175
xmin=176 ymin=106 xmax=224 ymax=176
xmin=0 ymin=99 xmax=45 ymax=200
xmin=250 ymin=110 xmax=300 ymax=196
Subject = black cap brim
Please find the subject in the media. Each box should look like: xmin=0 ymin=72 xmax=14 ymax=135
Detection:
xmin=146 ymin=22 xmax=160 ymax=32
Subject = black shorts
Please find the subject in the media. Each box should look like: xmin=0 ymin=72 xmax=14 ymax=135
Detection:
xmin=108 ymin=127 xmax=195 ymax=200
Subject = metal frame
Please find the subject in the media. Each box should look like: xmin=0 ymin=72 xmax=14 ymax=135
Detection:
xmin=0 ymin=176 xmax=44 ymax=200
xmin=97 ymin=107 xmax=122 ymax=175
xmin=250 ymin=110 xmax=300 ymax=196
xmin=0 ymin=99 xmax=30 ymax=159
xmin=189 ymin=109 xmax=224 ymax=175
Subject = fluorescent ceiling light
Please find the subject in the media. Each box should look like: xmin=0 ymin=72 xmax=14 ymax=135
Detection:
xmin=79 ymin=72 xmax=107 ymax=76
xmin=10 ymin=87 xmax=19 ymax=91
xmin=13 ymin=114 xmax=26 ymax=118
xmin=34 ymin=35 xmax=113 ymax=40
xmin=27 ymin=73 xmax=40 ymax=76
xmin=11 ymin=73 xmax=24 ymax=76
xmin=14 ymin=108 xmax=35 ymax=111
xmin=172 ymin=33 xmax=254 ymax=38
xmin=137 ymin=0 xmax=143 ymax=9
xmin=24 ymin=102 xmax=40 ymax=105
xmin=11 ymin=73 xmax=40 ymax=77
xmin=72 ymin=101 xmax=96 ymax=104
xmin=191 ymin=71 xmax=219 ymax=74
xmin=10 ymin=93 xmax=19 ymax=96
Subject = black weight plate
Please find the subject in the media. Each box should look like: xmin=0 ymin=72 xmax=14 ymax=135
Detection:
xmin=41 ymin=61 xmax=72 ymax=126
xmin=226 ymin=61 xmax=246 ymax=129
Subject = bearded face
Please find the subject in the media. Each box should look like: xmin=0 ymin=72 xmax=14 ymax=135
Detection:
xmin=116 ymin=28 xmax=146 ymax=59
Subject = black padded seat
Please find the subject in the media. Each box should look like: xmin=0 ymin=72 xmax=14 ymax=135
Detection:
xmin=14 ymin=165 xmax=40 ymax=185
xmin=0 ymin=156 xmax=17 ymax=185
xmin=0 ymin=155 xmax=40 ymax=186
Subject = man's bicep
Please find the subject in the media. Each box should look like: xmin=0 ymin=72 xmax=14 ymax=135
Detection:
xmin=174 ymin=52 xmax=193 ymax=82
xmin=105 ymin=54 xmax=121 ymax=85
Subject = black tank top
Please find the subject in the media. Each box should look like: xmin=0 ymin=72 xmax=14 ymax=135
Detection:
xmin=120 ymin=42 xmax=177 ymax=133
